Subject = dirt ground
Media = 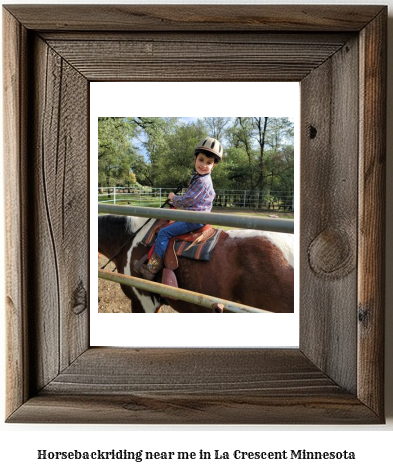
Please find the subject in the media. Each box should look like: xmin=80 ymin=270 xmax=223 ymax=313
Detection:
xmin=98 ymin=254 xmax=176 ymax=313
xmin=97 ymin=210 xmax=293 ymax=313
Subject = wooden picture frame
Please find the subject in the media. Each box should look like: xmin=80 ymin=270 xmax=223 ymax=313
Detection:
xmin=3 ymin=5 xmax=386 ymax=424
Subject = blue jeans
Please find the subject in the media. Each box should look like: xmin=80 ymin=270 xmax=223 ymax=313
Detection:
xmin=154 ymin=221 xmax=204 ymax=259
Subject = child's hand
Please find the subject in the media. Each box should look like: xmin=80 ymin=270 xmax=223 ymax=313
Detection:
xmin=168 ymin=192 xmax=175 ymax=201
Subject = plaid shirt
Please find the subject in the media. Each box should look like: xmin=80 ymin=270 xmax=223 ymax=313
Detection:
xmin=171 ymin=172 xmax=215 ymax=212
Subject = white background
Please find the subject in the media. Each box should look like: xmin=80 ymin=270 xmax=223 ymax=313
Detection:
xmin=91 ymin=82 xmax=300 ymax=348
xmin=1 ymin=1 xmax=392 ymax=473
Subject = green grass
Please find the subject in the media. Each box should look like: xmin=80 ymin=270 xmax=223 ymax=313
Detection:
xmin=98 ymin=196 xmax=294 ymax=217
xmin=98 ymin=195 xmax=164 ymax=207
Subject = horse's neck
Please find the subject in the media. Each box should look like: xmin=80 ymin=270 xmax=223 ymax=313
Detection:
xmin=98 ymin=215 xmax=133 ymax=257
xmin=129 ymin=216 xmax=150 ymax=234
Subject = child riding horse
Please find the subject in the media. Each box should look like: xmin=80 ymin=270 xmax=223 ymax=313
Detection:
xmin=138 ymin=137 xmax=223 ymax=281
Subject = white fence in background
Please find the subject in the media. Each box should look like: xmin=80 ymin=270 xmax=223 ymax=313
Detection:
xmin=98 ymin=187 xmax=294 ymax=211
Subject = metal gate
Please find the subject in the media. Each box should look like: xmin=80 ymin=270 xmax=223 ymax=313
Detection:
xmin=98 ymin=204 xmax=294 ymax=313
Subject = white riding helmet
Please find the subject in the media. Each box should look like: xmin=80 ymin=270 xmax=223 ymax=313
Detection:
xmin=195 ymin=137 xmax=223 ymax=163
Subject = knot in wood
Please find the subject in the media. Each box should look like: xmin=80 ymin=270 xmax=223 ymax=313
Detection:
xmin=308 ymin=228 xmax=355 ymax=279
xmin=358 ymin=306 xmax=370 ymax=327
xmin=72 ymin=281 xmax=87 ymax=315
xmin=309 ymin=125 xmax=317 ymax=139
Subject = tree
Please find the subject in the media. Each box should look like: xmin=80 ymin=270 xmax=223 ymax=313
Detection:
xmin=127 ymin=117 xmax=177 ymax=186
xmin=253 ymin=117 xmax=269 ymax=188
xmin=154 ymin=121 xmax=208 ymax=188
xmin=202 ymin=117 xmax=233 ymax=142
xmin=98 ymin=117 xmax=138 ymax=187
xmin=226 ymin=118 xmax=256 ymax=189
xmin=264 ymin=118 xmax=295 ymax=194
xmin=98 ymin=117 xmax=295 ymax=208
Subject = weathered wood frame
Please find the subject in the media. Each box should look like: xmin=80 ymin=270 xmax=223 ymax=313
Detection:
xmin=3 ymin=5 xmax=386 ymax=423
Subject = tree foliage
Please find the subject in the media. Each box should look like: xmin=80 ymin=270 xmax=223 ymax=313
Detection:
xmin=98 ymin=117 xmax=295 ymax=196
xmin=98 ymin=117 xmax=139 ymax=187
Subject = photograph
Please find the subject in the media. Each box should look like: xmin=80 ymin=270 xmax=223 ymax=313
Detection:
xmin=97 ymin=116 xmax=295 ymax=315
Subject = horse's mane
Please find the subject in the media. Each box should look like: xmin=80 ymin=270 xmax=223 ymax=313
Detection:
xmin=98 ymin=214 xmax=134 ymax=242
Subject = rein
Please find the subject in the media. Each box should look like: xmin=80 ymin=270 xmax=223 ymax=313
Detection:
xmin=100 ymin=186 xmax=183 ymax=271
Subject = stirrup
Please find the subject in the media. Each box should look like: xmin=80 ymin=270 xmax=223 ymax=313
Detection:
xmin=139 ymin=265 xmax=157 ymax=281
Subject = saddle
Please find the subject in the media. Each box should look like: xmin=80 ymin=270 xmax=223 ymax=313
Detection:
xmin=137 ymin=219 xmax=222 ymax=299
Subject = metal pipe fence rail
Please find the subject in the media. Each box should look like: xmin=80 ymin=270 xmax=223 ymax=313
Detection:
xmin=98 ymin=269 xmax=270 ymax=313
xmin=98 ymin=204 xmax=294 ymax=312
xmin=98 ymin=204 xmax=294 ymax=233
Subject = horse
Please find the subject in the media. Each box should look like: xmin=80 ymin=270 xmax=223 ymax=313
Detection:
xmin=98 ymin=214 xmax=294 ymax=313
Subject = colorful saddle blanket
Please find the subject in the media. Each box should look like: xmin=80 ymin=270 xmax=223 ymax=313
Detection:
xmin=142 ymin=219 xmax=222 ymax=265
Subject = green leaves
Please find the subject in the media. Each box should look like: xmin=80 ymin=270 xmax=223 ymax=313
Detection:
xmin=98 ymin=117 xmax=294 ymax=196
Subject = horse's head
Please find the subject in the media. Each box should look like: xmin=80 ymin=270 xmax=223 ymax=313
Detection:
xmin=98 ymin=214 xmax=162 ymax=313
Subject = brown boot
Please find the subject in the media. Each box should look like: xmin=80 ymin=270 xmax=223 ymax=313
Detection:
xmin=139 ymin=253 xmax=163 ymax=280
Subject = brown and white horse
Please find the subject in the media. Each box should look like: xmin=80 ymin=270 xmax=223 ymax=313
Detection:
xmin=98 ymin=214 xmax=294 ymax=313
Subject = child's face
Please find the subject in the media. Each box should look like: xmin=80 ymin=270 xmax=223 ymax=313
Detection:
xmin=194 ymin=153 xmax=215 ymax=175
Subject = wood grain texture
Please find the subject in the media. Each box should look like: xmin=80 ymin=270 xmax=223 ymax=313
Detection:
xmin=45 ymin=36 xmax=349 ymax=82
xmin=357 ymin=9 xmax=387 ymax=416
xmin=300 ymin=36 xmax=359 ymax=394
xmin=3 ymin=8 xmax=30 ymax=418
xmin=25 ymin=36 xmax=90 ymax=391
xmin=3 ymin=5 xmax=386 ymax=424
xmin=7 ymin=348 xmax=378 ymax=424
xmin=9 ymin=392 xmax=378 ymax=425
xmin=3 ymin=5 xmax=384 ymax=32
xmin=40 ymin=31 xmax=354 ymax=43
